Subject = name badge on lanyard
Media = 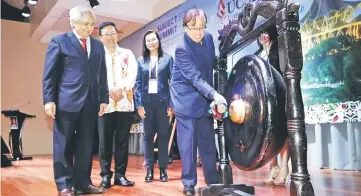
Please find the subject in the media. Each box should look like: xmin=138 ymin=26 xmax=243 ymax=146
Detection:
xmin=148 ymin=60 xmax=158 ymax=94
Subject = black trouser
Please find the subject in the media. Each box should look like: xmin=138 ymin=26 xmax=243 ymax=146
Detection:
xmin=98 ymin=111 xmax=133 ymax=178
xmin=53 ymin=93 xmax=97 ymax=191
xmin=143 ymin=98 xmax=169 ymax=169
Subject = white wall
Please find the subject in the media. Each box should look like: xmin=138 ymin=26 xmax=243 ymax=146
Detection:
xmin=1 ymin=20 xmax=53 ymax=155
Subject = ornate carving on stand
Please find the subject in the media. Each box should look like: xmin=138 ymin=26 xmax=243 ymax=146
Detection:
xmin=276 ymin=3 xmax=315 ymax=196
xmin=218 ymin=0 xmax=286 ymax=53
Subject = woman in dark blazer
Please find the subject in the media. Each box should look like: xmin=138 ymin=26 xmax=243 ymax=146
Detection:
xmin=254 ymin=29 xmax=281 ymax=74
xmin=135 ymin=30 xmax=173 ymax=182
xmin=255 ymin=27 xmax=290 ymax=186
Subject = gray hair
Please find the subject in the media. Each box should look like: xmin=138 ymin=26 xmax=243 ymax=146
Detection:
xmin=69 ymin=6 xmax=96 ymax=28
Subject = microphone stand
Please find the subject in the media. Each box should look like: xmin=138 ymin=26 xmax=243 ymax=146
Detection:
xmin=8 ymin=101 xmax=31 ymax=110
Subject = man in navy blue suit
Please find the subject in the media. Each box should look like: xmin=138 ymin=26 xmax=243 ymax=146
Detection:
xmin=42 ymin=6 xmax=108 ymax=196
xmin=170 ymin=8 xmax=227 ymax=196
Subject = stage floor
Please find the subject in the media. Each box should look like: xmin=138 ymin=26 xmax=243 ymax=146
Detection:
xmin=1 ymin=155 xmax=361 ymax=196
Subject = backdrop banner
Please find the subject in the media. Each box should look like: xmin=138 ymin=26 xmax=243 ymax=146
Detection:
xmin=119 ymin=0 xmax=361 ymax=124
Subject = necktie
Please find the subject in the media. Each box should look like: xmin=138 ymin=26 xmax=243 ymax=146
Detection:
xmin=80 ymin=38 xmax=87 ymax=55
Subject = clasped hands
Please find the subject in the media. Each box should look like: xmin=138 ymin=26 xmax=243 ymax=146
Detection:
xmin=110 ymin=88 xmax=124 ymax=103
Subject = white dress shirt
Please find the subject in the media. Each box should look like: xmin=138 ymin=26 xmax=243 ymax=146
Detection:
xmin=73 ymin=30 xmax=91 ymax=58
xmin=104 ymin=46 xmax=138 ymax=113
xmin=259 ymin=49 xmax=269 ymax=61
xmin=258 ymin=42 xmax=273 ymax=62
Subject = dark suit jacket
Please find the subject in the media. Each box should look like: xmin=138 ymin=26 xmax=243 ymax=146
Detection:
xmin=134 ymin=53 xmax=173 ymax=108
xmin=42 ymin=31 xmax=109 ymax=112
xmin=170 ymin=32 xmax=216 ymax=118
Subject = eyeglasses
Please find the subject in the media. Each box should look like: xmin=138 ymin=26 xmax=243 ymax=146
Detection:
xmin=187 ymin=26 xmax=206 ymax=32
xmin=102 ymin=32 xmax=117 ymax=37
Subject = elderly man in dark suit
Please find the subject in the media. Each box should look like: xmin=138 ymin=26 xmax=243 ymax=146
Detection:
xmin=170 ymin=8 xmax=227 ymax=196
xmin=42 ymin=5 xmax=108 ymax=196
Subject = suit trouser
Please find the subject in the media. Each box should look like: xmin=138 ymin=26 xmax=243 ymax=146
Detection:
xmin=175 ymin=114 xmax=219 ymax=186
xmin=98 ymin=111 xmax=133 ymax=178
xmin=143 ymin=99 xmax=169 ymax=169
xmin=53 ymin=93 xmax=97 ymax=191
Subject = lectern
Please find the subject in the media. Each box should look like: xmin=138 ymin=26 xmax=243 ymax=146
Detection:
xmin=1 ymin=109 xmax=36 ymax=161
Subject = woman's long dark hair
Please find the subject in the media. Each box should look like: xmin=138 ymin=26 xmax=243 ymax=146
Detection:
xmin=255 ymin=26 xmax=281 ymax=73
xmin=142 ymin=30 xmax=164 ymax=61
xmin=256 ymin=26 xmax=278 ymax=50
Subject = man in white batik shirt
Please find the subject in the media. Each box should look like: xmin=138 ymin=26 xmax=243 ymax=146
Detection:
xmin=97 ymin=21 xmax=137 ymax=188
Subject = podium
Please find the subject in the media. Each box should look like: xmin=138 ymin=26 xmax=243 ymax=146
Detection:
xmin=1 ymin=136 xmax=13 ymax=167
xmin=1 ymin=110 xmax=36 ymax=161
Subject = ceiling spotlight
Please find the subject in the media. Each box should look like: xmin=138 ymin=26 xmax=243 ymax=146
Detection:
xmin=28 ymin=0 xmax=38 ymax=5
xmin=89 ymin=0 xmax=99 ymax=8
xmin=22 ymin=6 xmax=31 ymax=17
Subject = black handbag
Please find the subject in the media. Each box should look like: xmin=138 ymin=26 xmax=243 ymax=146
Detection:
xmin=132 ymin=90 xmax=141 ymax=124
xmin=132 ymin=111 xmax=141 ymax=124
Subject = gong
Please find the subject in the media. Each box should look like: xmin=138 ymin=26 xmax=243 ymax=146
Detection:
xmin=224 ymin=55 xmax=287 ymax=171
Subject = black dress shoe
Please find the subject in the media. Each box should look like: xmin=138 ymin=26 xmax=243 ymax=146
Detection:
xmin=99 ymin=176 xmax=111 ymax=189
xmin=159 ymin=168 xmax=168 ymax=182
xmin=183 ymin=185 xmax=195 ymax=196
xmin=145 ymin=168 xmax=154 ymax=182
xmin=114 ymin=176 xmax=135 ymax=186
xmin=57 ymin=188 xmax=74 ymax=196
xmin=168 ymin=157 xmax=173 ymax=164
xmin=74 ymin=185 xmax=104 ymax=195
